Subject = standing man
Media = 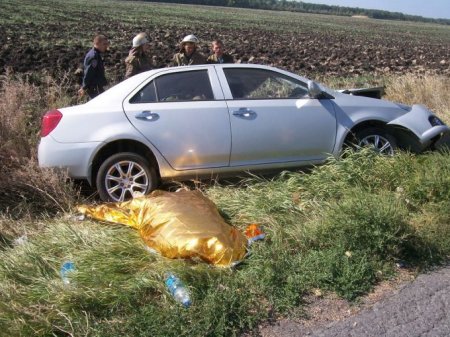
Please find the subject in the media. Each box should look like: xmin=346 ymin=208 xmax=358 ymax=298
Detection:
xmin=172 ymin=34 xmax=206 ymax=66
xmin=207 ymin=39 xmax=234 ymax=64
xmin=125 ymin=32 xmax=152 ymax=79
xmin=78 ymin=34 xmax=109 ymax=99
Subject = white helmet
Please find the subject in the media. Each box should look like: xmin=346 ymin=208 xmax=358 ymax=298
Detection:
xmin=181 ymin=34 xmax=199 ymax=45
xmin=132 ymin=33 xmax=149 ymax=48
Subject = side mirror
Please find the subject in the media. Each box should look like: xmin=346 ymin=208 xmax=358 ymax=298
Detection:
xmin=307 ymin=81 xmax=322 ymax=98
xmin=307 ymin=80 xmax=334 ymax=99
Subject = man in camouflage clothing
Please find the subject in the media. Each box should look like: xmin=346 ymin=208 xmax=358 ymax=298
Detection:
xmin=207 ymin=39 xmax=234 ymax=64
xmin=172 ymin=34 xmax=206 ymax=66
xmin=125 ymin=33 xmax=152 ymax=79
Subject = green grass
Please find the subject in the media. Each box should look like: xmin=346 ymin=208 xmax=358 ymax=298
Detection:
xmin=1 ymin=149 xmax=450 ymax=336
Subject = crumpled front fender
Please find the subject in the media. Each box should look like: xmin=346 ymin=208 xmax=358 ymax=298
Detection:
xmin=387 ymin=104 xmax=450 ymax=145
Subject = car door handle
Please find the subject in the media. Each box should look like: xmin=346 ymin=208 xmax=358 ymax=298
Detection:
xmin=232 ymin=108 xmax=256 ymax=119
xmin=135 ymin=111 xmax=159 ymax=121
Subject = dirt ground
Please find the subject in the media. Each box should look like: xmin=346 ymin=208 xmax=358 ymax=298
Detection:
xmin=248 ymin=267 xmax=416 ymax=336
xmin=1 ymin=20 xmax=449 ymax=87
xmin=257 ymin=264 xmax=450 ymax=337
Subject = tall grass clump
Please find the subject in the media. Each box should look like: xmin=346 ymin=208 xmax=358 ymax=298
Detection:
xmin=0 ymin=71 xmax=79 ymax=228
xmin=296 ymin=190 xmax=417 ymax=300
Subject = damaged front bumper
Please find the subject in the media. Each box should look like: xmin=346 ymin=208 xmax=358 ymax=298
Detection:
xmin=388 ymin=104 xmax=450 ymax=150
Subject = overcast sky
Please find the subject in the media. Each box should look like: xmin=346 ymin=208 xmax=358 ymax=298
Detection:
xmin=300 ymin=0 xmax=450 ymax=19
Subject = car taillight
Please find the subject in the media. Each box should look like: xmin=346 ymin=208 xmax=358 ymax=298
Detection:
xmin=41 ymin=109 xmax=62 ymax=137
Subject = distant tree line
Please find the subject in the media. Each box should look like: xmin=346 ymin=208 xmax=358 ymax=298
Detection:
xmin=133 ymin=0 xmax=450 ymax=25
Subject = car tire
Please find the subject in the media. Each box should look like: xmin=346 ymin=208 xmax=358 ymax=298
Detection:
xmin=96 ymin=152 xmax=158 ymax=202
xmin=354 ymin=127 xmax=397 ymax=155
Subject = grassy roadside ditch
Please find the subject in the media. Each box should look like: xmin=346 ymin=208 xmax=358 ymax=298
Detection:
xmin=0 ymin=73 xmax=449 ymax=336
xmin=1 ymin=150 xmax=450 ymax=336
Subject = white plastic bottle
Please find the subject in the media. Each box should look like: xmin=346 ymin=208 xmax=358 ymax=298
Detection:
xmin=165 ymin=273 xmax=191 ymax=308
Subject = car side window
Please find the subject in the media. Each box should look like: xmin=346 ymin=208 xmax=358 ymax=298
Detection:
xmin=155 ymin=70 xmax=214 ymax=102
xmin=130 ymin=80 xmax=157 ymax=104
xmin=224 ymin=68 xmax=308 ymax=100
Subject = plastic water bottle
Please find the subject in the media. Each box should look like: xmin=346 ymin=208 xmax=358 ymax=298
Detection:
xmin=165 ymin=273 xmax=192 ymax=308
xmin=13 ymin=234 xmax=28 ymax=246
xmin=60 ymin=261 xmax=75 ymax=285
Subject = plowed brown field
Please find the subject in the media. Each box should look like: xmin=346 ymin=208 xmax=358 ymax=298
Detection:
xmin=0 ymin=0 xmax=449 ymax=85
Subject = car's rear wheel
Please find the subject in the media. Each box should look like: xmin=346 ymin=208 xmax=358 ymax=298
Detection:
xmin=96 ymin=152 xmax=158 ymax=202
xmin=354 ymin=127 xmax=397 ymax=155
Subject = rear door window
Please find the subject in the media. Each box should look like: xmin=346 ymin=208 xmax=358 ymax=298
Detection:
xmin=156 ymin=70 xmax=214 ymax=102
xmin=130 ymin=80 xmax=157 ymax=103
xmin=130 ymin=70 xmax=215 ymax=103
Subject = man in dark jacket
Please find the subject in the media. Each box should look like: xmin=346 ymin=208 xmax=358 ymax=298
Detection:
xmin=206 ymin=39 xmax=234 ymax=64
xmin=78 ymin=34 xmax=109 ymax=99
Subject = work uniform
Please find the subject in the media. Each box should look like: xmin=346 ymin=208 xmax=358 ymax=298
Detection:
xmin=125 ymin=48 xmax=152 ymax=78
xmin=206 ymin=53 xmax=234 ymax=64
xmin=82 ymin=47 xmax=107 ymax=99
xmin=172 ymin=51 xmax=206 ymax=66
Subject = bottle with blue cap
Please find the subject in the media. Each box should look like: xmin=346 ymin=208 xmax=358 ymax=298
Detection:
xmin=165 ymin=273 xmax=191 ymax=308
xmin=60 ymin=261 xmax=75 ymax=285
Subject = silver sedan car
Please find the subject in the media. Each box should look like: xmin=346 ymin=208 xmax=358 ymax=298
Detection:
xmin=38 ymin=64 xmax=449 ymax=201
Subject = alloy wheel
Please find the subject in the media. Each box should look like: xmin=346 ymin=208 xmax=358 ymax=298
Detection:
xmin=358 ymin=134 xmax=395 ymax=155
xmin=104 ymin=160 xmax=149 ymax=202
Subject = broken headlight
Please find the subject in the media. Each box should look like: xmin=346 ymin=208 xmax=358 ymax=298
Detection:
xmin=429 ymin=115 xmax=445 ymax=126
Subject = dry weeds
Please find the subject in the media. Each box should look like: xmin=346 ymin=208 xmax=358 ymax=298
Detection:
xmin=0 ymin=72 xmax=78 ymax=222
xmin=385 ymin=74 xmax=450 ymax=124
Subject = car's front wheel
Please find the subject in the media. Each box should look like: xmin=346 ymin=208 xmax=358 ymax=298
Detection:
xmin=354 ymin=127 xmax=397 ymax=155
xmin=96 ymin=152 xmax=158 ymax=202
